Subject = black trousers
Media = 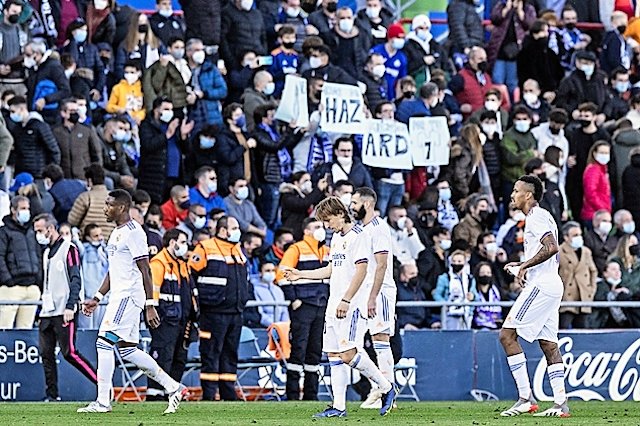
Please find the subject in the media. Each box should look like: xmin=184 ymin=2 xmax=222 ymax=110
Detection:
xmin=38 ymin=315 xmax=97 ymax=399
xmin=147 ymin=320 xmax=187 ymax=398
xmin=286 ymin=303 xmax=325 ymax=401
xmin=199 ymin=309 xmax=242 ymax=400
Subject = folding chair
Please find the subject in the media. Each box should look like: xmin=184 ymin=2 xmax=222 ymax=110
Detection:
xmin=236 ymin=326 xmax=281 ymax=401
xmin=394 ymin=358 xmax=419 ymax=401
xmin=114 ymin=335 xmax=152 ymax=402
xmin=266 ymin=321 xmax=291 ymax=365
xmin=470 ymin=389 xmax=499 ymax=401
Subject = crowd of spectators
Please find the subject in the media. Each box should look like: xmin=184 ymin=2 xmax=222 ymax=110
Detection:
xmin=0 ymin=0 xmax=640 ymax=337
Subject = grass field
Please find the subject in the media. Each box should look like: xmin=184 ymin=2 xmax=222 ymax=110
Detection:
xmin=1 ymin=401 xmax=638 ymax=425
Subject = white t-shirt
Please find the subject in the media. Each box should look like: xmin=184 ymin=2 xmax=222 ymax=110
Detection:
xmin=106 ymin=220 xmax=149 ymax=307
xmin=362 ymin=216 xmax=396 ymax=291
xmin=524 ymin=205 xmax=562 ymax=295
xmin=327 ymin=224 xmax=369 ymax=317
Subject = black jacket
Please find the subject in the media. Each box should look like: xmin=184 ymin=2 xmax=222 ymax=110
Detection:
xmin=0 ymin=216 xmax=42 ymax=286
xmin=61 ymin=40 xmax=106 ymax=93
xmin=148 ymin=12 xmax=186 ymax=47
xmin=212 ymin=127 xmax=247 ymax=197
xmin=252 ymin=125 xmax=301 ymax=184
xmin=26 ymin=53 xmax=72 ymax=124
xmin=10 ymin=113 xmax=61 ymax=178
xmin=179 ymin=0 xmax=221 ymax=46
xmin=361 ymin=70 xmax=387 ymax=110
xmin=220 ymin=4 xmax=267 ymax=65
xmin=311 ymin=157 xmax=373 ymax=188
xmin=623 ymin=154 xmax=640 ymax=225
xmin=516 ymin=35 xmax=563 ymax=93
xmin=555 ymin=69 xmax=607 ymax=114
xmin=321 ymin=30 xmax=370 ymax=81
xmin=280 ymin=183 xmax=325 ymax=240
xmin=302 ymin=63 xmax=358 ymax=85
xmin=355 ymin=7 xmax=394 ymax=47
xmin=404 ymin=37 xmax=451 ymax=78
xmin=446 ymin=0 xmax=485 ymax=52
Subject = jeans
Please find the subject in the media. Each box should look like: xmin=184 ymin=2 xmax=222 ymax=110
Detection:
xmin=492 ymin=59 xmax=518 ymax=100
xmin=258 ymin=182 xmax=280 ymax=230
xmin=375 ymin=180 xmax=404 ymax=217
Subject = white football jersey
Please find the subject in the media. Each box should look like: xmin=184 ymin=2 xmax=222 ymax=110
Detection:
xmin=327 ymin=224 xmax=369 ymax=317
xmin=524 ymin=205 xmax=563 ymax=295
xmin=362 ymin=216 xmax=396 ymax=291
xmin=106 ymin=220 xmax=149 ymax=307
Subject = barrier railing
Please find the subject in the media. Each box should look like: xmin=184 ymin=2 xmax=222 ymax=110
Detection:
xmin=1 ymin=300 xmax=639 ymax=330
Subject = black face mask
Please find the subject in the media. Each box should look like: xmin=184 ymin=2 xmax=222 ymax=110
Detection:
xmin=7 ymin=14 xmax=19 ymax=25
xmin=478 ymin=210 xmax=489 ymax=222
xmin=407 ymin=277 xmax=418 ymax=287
xmin=451 ymin=264 xmax=464 ymax=273
xmin=630 ymin=244 xmax=640 ymax=256
xmin=146 ymin=222 xmax=159 ymax=230
xmin=549 ymin=126 xmax=561 ymax=135
xmin=179 ymin=200 xmax=190 ymax=210
xmin=578 ymin=119 xmax=592 ymax=128
xmin=69 ymin=112 xmax=80 ymax=124
xmin=565 ymin=23 xmax=576 ymax=31
xmin=138 ymin=24 xmax=149 ymax=33
xmin=403 ymin=90 xmax=415 ymax=98
xmin=618 ymin=25 xmax=627 ymax=34
xmin=476 ymin=61 xmax=488 ymax=73
xmin=326 ymin=2 xmax=337 ymax=12
xmin=536 ymin=172 xmax=547 ymax=181
xmin=419 ymin=212 xmax=435 ymax=228
xmin=477 ymin=275 xmax=492 ymax=285
xmin=282 ymin=41 xmax=295 ymax=50
xmin=353 ymin=205 xmax=366 ymax=221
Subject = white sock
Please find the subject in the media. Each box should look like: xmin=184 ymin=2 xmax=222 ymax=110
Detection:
xmin=96 ymin=340 xmax=115 ymax=406
xmin=547 ymin=363 xmax=566 ymax=405
xmin=507 ymin=353 xmax=531 ymax=400
xmin=119 ymin=347 xmax=179 ymax=394
xmin=373 ymin=341 xmax=394 ymax=386
xmin=329 ymin=357 xmax=349 ymax=411
xmin=348 ymin=349 xmax=391 ymax=393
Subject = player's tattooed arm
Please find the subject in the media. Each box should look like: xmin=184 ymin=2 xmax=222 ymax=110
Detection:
xmin=521 ymin=233 xmax=559 ymax=270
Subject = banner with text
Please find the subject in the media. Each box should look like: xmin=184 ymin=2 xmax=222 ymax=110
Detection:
xmin=361 ymin=119 xmax=412 ymax=170
xmin=409 ymin=116 xmax=450 ymax=166
xmin=275 ymin=75 xmax=309 ymax=127
xmin=319 ymin=82 xmax=365 ymax=134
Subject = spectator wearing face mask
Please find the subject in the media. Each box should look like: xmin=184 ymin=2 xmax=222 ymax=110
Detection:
xmin=224 ymin=177 xmax=267 ymax=238
xmin=470 ymin=231 xmax=508 ymax=280
xmin=361 ymin=53 xmax=387 ymax=110
xmin=321 ymin=6 xmax=370 ymax=82
xmin=603 ymin=68 xmax=631 ymax=123
xmin=269 ymin=26 xmax=299 ymax=98
xmin=472 ymin=261 xmax=504 ymax=330
xmin=581 ymin=141 xmax=612 ymax=226
xmin=516 ymin=20 xmax=563 ymax=97
xmin=311 ymin=137 xmax=373 ymax=189
xmin=97 ymin=116 xmax=135 ymax=189
xmin=523 ymin=157 xmax=564 ymax=229
xmin=242 ymin=71 xmax=275 ymax=133
xmin=404 ymin=15 xmax=449 ymax=88
xmin=77 ymin=223 xmax=109 ymax=329
xmin=160 ymin=185 xmax=190 ymax=231
xmin=434 ymin=179 xmax=460 ymax=232
xmin=532 ymin=108 xmax=569 ymax=164
xmin=176 ymin=203 xmax=208 ymax=244
xmin=433 ymin=249 xmax=478 ymax=330
xmin=149 ymin=0 xmax=186 ymax=47
xmin=479 ymin=110 xmax=503 ymax=201
xmin=106 ymin=61 xmax=145 ymax=125
xmin=513 ymin=79 xmax=551 ymax=126
xmin=0 ymin=1 xmax=28 ymax=96
xmin=600 ymin=12 xmax=632 ymax=75
xmin=446 ymin=0 xmax=484 ymax=55
xmin=189 ymin=166 xmax=226 ymax=215
xmin=143 ymin=44 xmax=188 ymax=116
xmin=445 ymin=123 xmax=484 ymax=204
xmin=220 ymin=0 xmax=267 ymax=66
xmin=301 ymin=44 xmax=357 ymax=85
xmin=395 ymin=81 xmax=438 ymax=124
xmin=370 ymin=23 xmax=408 ymax=101
xmin=590 ymin=260 xmax=627 ymax=328
xmin=280 ymin=171 xmax=328 ymax=240
xmin=584 ymin=210 xmax=616 ymax=276
xmin=469 ymin=89 xmax=509 ymax=138
xmin=555 ymin=50 xmax=607 ymax=116
xmin=252 ymin=261 xmax=289 ymax=328
xmin=397 ymin=263 xmax=433 ymax=330
xmin=68 ymin=164 xmax=115 ymax=238
xmin=386 ymin=205 xmax=425 ymax=266
xmin=115 ymin=12 xmax=164 ymax=81
xmin=558 ymin=221 xmax=597 ymax=329
xmin=452 ymin=193 xmax=490 ymax=247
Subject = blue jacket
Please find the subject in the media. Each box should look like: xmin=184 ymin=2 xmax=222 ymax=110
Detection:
xmin=189 ymin=186 xmax=226 ymax=214
xmin=396 ymin=99 xmax=431 ymax=124
xmin=191 ymin=60 xmax=228 ymax=128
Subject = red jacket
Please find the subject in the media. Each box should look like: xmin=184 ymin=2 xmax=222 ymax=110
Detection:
xmin=581 ymin=163 xmax=611 ymax=221
xmin=161 ymin=200 xmax=189 ymax=231
xmin=455 ymin=68 xmax=493 ymax=118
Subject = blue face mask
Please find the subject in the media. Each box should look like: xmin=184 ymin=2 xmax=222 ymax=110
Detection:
xmin=10 ymin=112 xmax=22 ymax=123
xmin=16 ymin=210 xmax=30 ymax=224
xmin=615 ymin=81 xmax=630 ymax=94
xmin=74 ymin=30 xmax=88 ymax=44
xmin=200 ymin=137 xmax=216 ymax=149
xmin=235 ymin=114 xmax=246 ymax=128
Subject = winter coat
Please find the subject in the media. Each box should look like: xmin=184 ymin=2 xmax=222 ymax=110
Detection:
xmin=190 ymin=60 xmax=227 ymax=128
xmin=321 ymin=29 xmax=369 ymax=81
xmin=67 ymin=184 xmax=115 ymax=239
xmin=450 ymin=67 xmax=493 ymax=117
xmin=280 ymin=183 xmax=325 ymax=240
xmin=52 ymin=123 xmax=102 ymax=180
xmin=623 ymin=154 xmax=640 ymax=225
xmin=361 ymin=70 xmax=387 ymax=111
xmin=583 ymin=228 xmax=618 ymax=275
xmin=600 ymin=30 xmax=630 ymax=74
xmin=310 ymin=157 xmax=373 ymax=189
xmin=0 ymin=215 xmax=42 ymax=286
xmin=404 ymin=36 xmax=451 ymax=87
xmin=252 ymin=125 xmax=301 ymax=184
xmin=138 ymin=117 xmax=186 ymax=204
xmin=499 ymin=127 xmax=536 ymax=183
xmin=148 ymin=12 xmax=186 ymax=47
xmin=486 ymin=1 xmax=536 ymax=69
xmin=396 ymin=98 xmax=431 ymax=124
xmin=106 ymin=79 xmax=146 ymax=123
xmin=179 ymin=0 xmax=221 ymax=46
xmin=214 ymin=127 xmax=247 ymax=196
xmin=143 ymin=60 xmax=188 ymax=111
xmin=445 ymin=137 xmax=477 ymax=202
xmin=355 ymin=7 xmax=394 ymax=47
xmin=114 ymin=42 xmax=166 ymax=81
xmin=61 ymin=39 xmax=105 ymax=92
xmin=613 ymin=128 xmax=640 ymax=203
xmin=301 ymin=63 xmax=358 ymax=86
xmin=98 ymin=132 xmax=133 ymax=187
xmin=88 ymin=9 xmax=116 ymax=45
xmin=452 ymin=214 xmax=486 ymax=246
xmin=516 ymin=35 xmax=563 ymax=93
xmin=26 ymin=52 xmax=72 ymax=123
xmin=241 ymin=88 xmax=270 ymax=132
xmin=220 ymin=4 xmax=267 ymax=65
xmin=581 ymin=162 xmax=611 ymax=221
xmin=11 ymin=112 xmax=61 ymax=178
xmin=446 ymin=0 xmax=485 ymax=52
xmin=49 ymin=178 xmax=87 ymax=224
xmin=555 ymin=69 xmax=608 ymax=114
xmin=558 ymin=241 xmax=597 ymax=314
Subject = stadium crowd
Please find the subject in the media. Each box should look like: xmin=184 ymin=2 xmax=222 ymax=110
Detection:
xmin=1 ymin=0 xmax=640 ymax=401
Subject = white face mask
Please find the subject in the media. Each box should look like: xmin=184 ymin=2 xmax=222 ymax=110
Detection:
xmin=286 ymin=7 xmax=300 ymax=17
xmin=598 ymin=221 xmax=613 ymax=235
xmin=545 ymin=164 xmax=558 ymax=177
xmin=228 ymin=228 xmax=242 ymax=243
xmin=313 ymin=227 xmax=326 ymax=242
xmin=439 ymin=239 xmax=452 ymax=251
xmin=365 ymin=6 xmax=381 ymax=18
xmin=339 ymin=193 xmax=352 ymax=207
xmin=240 ymin=0 xmax=253 ymax=11
xmin=158 ymin=8 xmax=173 ymax=18
xmin=481 ymin=123 xmax=497 ymax=136
xmin=77 ymin=105 xmax=87 ymax=118
xmin=396 ymin=216 xmax=407 ymax=229
xmin=309 ymin=56 xmax=323 ymax=69
xmin=513 ymin=211 xmax=526 ymax=222
xmin=624 ymin=221 xmax=636 ymax=234
xmin=514 ymin=120 xmax=531 ymax=133
xmin=207 ymin=180 xmax=218 ymax=193
xmin=64 ymin=69 xmax=74 ymax=78
xmin=392 ymin=38 xmax=405 ymax=50
xmin=262 ymin=271 xmax=276 ymax=283
xmin=484 ymin=100 xmax=499 ymax=111
xmin=336 ymin=156 xmax=352 ymax=167
xmin=160 ymin=109 xmax=174 ymax=123
xmin=263 ymin=82 xmax=275 ymax=96
xmin=193 ymin=216 xmax=207 ymax=229
xmin=607 ymin=277 xmax=622 ymax=286
xmin=24 ymin=56 xmax=37 ymax=69
xmin=236 ymin=186 xmax=249 ymax=200
xmin=174 ymin=242 xmax=188 ymax=258
xmin=124 ymin=72 xmax=139 ymax=85
xmin=36 ymin=232 xmax=50 ymax=245
xmin=523 ymin=92 xmax=539 ymax=105
xmin=94 ymin=0 xmax=109 ymax=10
xmin=372 ymin=64 xmax=386 ymax=78
xmin=300 ymin=180 xmax=313 ymax=194
xmin=595 ymin=153 xmax=610 ymax=165
xmin=570 ymin=235 xmax=584 ymax=250
xmin=485 ymin=242 xmax=498 ymax=254
xmin=192 ymin=50 xmax=206 ymax=65
xmin=581 ymin=64 xmax=595 ymax=77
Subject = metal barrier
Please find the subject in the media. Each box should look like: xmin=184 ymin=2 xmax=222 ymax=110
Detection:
xmin=2 ymin=300 xmax=640 ymax=330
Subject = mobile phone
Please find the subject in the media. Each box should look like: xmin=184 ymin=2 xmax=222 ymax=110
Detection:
xmin=257 ymin=56 xmax=274 ymax=67
xmin=217 ymin=59 xmax=225 ymax=69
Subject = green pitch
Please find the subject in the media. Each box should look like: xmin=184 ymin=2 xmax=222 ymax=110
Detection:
xmin=1 ymin=401 xmax=637 ymax=425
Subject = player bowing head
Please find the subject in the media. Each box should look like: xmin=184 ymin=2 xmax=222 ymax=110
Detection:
xmin=509 ymin=175 xmax=543 ymax=212
xmin=104 ymin=189 xmax=133 ymax=223
xmin=316 ymin=196 xmax=351 ymax=232
xmin=350 ymin=187 xmax=377 ymax=222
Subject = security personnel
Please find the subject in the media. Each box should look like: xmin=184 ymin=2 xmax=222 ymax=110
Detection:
xmin=276 ymin=217 xmax=330 ymax=401
xmin=147 ymin=228 xmax=198 ymax=400
xmin=188 ymin=216 xmax=248 ymax=401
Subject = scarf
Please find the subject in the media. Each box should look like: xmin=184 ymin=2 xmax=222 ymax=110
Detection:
xmin=259 ymin=123 xmax=292 ymax=181
xmin=234 ymin=130 xmax=252 ymax=182
xmin=307 ymin=131 xmax=333 ymax=172
xmin=474 ymin=284 xmax=502 ymax=328
xmin=86 ymin=4 xmax=111 ymax=41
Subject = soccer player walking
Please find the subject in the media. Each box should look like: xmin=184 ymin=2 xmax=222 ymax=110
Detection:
xmin=78 ymin=190 xmax=187 ymax=414
xmin=349 ymin=188 xmax=397 ymax=409
xmin=500 ymin=176 xmax=570 ymax=418
xmin=283 ymin=197 xmax=397 ymax=417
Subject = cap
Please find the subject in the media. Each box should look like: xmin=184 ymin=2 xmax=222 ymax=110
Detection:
xmin=387 ymin=23 xmax=406 ymax=40
xmin=10 ymin=172 xmax=34 ymax=192
xmin=575 ymin=50 xmax=596 ymax=62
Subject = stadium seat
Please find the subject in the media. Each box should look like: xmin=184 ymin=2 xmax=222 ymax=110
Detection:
xmin=114 ymin=335 xmax=152 ymax=402
xmin=236 ymin=326 xmax=282 ymax=401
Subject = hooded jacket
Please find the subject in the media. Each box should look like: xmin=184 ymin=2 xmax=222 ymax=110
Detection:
xmin=0 ymin=215 xmax=42 ymax=286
